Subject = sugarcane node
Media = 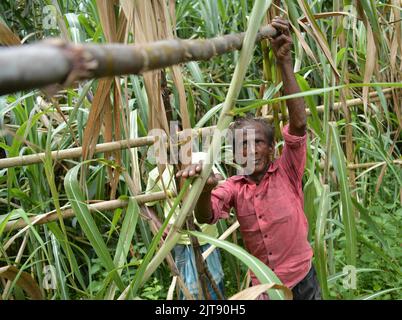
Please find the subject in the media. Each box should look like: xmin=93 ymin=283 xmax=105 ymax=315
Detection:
xmin=61 ymin=44 xmax=98 ymax=86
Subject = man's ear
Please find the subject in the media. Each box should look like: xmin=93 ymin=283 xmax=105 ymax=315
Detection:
xmin=268 ymin=142 xmax=275 ymax=154
xmin=268 ymin=143 xmax=275 ymax=161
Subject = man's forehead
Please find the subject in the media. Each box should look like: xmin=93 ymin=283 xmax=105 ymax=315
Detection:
xmin=238 ymin=124 xmax=266 ymax=136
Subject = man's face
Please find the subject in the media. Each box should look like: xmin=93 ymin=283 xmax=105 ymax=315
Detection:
xmin=237 ymin=123 xmax=274 ymax=182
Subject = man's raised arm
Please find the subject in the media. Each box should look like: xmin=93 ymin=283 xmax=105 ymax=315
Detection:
xmin=270 ymin=17 xmax=307 ymax=137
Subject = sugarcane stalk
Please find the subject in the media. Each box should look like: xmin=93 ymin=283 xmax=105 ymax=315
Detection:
xmin=346 ymin=160 xmax=402 ymax=170
xmin=0 ymin=136 xmax=155 ymax=169
xmin=0 ymin=25 xmax=278 ymax=95
xmin=3 ymin=190 xmax=172 ymax=232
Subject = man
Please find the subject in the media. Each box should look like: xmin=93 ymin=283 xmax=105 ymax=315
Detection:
xmin=145 ymin=152 xmax=225 ymax=300
xmin=176 ymin=17 xmax=321 ymax=300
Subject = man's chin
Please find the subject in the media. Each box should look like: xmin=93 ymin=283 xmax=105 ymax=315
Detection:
xmin=238 ymin=161 xmax=268 ymax=176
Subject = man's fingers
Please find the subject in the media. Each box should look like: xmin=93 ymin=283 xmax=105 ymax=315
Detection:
xmin=272 ymin=20 xmax=289 ymax=29
xmin=270 ymin=34 xmax=292 ymax=46
xmin=176 ymin=164 xmax=202 ymax=178
xmin=195 ymin=161 xmax=203 ymax=172
xmin=272 ymin=17 xmax=291 ymax=35
xmin=273 ymin=16 xmax=290 ymax=26
xmin=277 ymin=42 xmax=292 ymax=53
xmin=176 ymin=168 xmax=189 ymax=178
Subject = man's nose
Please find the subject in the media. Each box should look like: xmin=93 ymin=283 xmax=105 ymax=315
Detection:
xmin=247 ymin=142 xmax=256 ymax=154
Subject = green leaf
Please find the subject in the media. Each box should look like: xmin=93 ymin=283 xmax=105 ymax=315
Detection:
xmin=358 ymin=287 xmax=402 ymax=300
xmin=351 ymin=198 xmax=389 ymax=251
xmin=330 ymin=122 xmax=357 ymax=268
xmin=314 ymin=184 xmax=330 ymax=300
xmin=106 ymin=198 xmax=140 ymax=299
xmin=64 ymin=164 xmax=125 ymax=292
xmin=0 ymin=212 xmax=13 ymax=237
xmin=188 ymin=231 xmax=286 ymax=300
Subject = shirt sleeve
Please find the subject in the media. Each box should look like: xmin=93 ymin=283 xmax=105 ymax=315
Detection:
xmin=210 ymin=179 xmax=236 ymax=224
xmin=279 ymin=124 xmax=307 ymax=188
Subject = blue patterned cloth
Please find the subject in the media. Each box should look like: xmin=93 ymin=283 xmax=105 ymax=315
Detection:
xmin=173 ymin=243 xmax=225 ymax=300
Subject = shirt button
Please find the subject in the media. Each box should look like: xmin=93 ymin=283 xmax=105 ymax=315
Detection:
xmin=259 ymin=215 xmax=262 ymax=219
xmin=269 ymin=252 xmax=272 ymax=255
xmin=264 ymin=235 xmax=267 ymax=238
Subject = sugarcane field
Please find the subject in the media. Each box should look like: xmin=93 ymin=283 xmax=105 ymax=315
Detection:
xmin=0 ymin=0 xmax=401 ymax=302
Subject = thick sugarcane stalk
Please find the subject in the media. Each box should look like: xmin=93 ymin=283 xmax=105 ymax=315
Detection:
xmin=0 ymin=25 xmax=277 ymax=95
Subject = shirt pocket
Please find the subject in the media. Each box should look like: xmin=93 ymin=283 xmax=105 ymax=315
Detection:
xmin=237 ymin=210 xmax=258 ymax=232
xmin=267 ymin=185 xmax=295 ymax=224
xmin=270 ymin=198 xmax=293 ymax=225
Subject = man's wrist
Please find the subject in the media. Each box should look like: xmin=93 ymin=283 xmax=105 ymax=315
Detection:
xmin=277 ymin=58 xmax=293 ymax=68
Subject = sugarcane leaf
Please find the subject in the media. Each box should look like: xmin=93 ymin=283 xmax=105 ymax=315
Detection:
xmin=329 ymin=122 xmax=357 ymax=268
xmin=64 ymin=164 xmax=125 ymax=291
xmin=314 ymin=184 xmax=330 ymax=300
xmin=188 ymin=231 xmax=286 ymax=300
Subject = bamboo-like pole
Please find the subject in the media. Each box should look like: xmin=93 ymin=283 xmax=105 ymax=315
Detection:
xmin=3 ymin=190 xmax=173 ymax=232
xmin=0 ymin=25 xmax=277 ymax=95
xmin=346 ymin=160 xmax=402 ymax=170
xmin=263 ymin=91 xmax=393 ymax=122
xmin=0 ymin=136 xmax=155 ymax=169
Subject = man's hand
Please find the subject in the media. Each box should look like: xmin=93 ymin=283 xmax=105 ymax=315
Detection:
xmin=175 ymin=161 xmax=220 ymax=193
xmin=269 ymin=17 xmax=293 ymax=65
xmin=176 ymin=161 xmax=221 ymax=224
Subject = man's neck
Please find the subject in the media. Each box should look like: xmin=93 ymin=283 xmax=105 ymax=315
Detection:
xmin=247 ymin=162 xmax=271 ymax=185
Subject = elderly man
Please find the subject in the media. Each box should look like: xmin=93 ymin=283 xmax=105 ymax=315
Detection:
xmin=176 ymin=17 xmax=321 ymax=300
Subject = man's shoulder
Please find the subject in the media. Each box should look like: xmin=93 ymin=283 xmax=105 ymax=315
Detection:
xmin=223 ymin=175 xmax=247 ymax=186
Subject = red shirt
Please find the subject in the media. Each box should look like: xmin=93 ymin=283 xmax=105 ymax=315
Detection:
xmin=210 ymin=124 xmax=313 ymax=288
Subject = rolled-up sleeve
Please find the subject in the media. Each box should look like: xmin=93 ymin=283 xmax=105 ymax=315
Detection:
xmin=210 ymin=180 xmax=236 ymax=224
xmin=280 ymin=124 xmax=307 ymax=186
